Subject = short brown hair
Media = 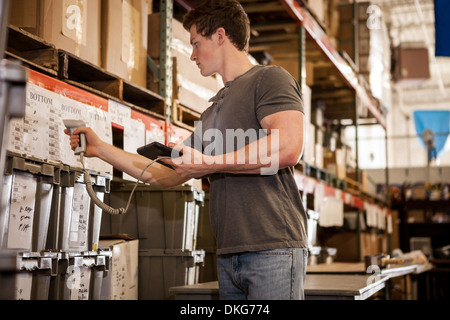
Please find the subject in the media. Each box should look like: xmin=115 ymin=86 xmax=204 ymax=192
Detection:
xmin=182 ymin=0 xmax=251 ymax=52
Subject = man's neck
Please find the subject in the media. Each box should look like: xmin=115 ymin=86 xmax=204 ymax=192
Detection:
xmin=220 ymin=50 xmax=255 ymax=83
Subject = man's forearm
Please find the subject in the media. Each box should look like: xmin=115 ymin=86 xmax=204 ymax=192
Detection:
xmin=96 ymin=142 xmax=187 ymax=187
xmin=209 ymin=133 xmax=294 ymax=175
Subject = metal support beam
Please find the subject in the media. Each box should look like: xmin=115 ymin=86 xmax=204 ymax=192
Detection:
xmin=0 ymin=0 xmax=11 ymax=205
xmin=147 ymin=56 xmax=160 ymax=80
xmin=0 ymin=0 xmax=8 ymax=56
xmin=352 ymin=0 xmax=362 ymax=263
xmin=298 ymin=25 xmax=305 ymax=92
xmin=160 ymin=0 xmax=173 ymax=123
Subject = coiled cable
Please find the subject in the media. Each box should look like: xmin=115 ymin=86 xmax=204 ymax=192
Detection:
xmin=79 ymin=152 xmax=171 ymax=215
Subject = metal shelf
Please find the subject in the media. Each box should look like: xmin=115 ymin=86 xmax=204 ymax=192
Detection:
xmin=280 ymin=0 xmax=386 ymax=129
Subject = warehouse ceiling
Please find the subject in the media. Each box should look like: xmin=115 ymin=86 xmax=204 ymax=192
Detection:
xmin=172 ymin=0 xmax=450 ymax=121
xmin=371 ymin=0 xmax=450 ymax=107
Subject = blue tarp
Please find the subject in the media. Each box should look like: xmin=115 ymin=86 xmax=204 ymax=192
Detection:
xmin=413 ymin=110 xmax=450 ymax=158
xmin=434 ymin=0 xmax=450 ymax=57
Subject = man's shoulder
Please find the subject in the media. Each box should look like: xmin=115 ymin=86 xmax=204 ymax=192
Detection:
xmin=253 ymin=64 xmax=296 ymax=82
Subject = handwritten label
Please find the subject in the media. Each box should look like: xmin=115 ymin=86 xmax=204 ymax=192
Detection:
xmin=7 ymin=172 xmax=37 ymax=250
xmin=69 ymin=266 xmax=91 ymax=300
xmin=108 ymin=100 xmax=131 ymax=128
xmin=69 ymin=183 xmax=90 ymax=251
xmin=15 ymin=273 xmax=33 ymax=300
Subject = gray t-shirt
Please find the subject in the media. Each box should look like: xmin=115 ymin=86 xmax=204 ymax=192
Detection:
xmin=187 ymin=64 xmax=308 ymax=255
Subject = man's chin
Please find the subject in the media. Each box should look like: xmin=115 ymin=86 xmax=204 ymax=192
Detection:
xmin=199 ymin=69 xmax=215 ymax=78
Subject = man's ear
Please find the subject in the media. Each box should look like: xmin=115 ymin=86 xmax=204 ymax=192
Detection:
xmin=216 ymin=27 xmax=226 ymax=45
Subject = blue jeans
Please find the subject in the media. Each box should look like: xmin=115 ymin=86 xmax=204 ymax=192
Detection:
xmin=217 ymin=247 xmax=308 ymax=300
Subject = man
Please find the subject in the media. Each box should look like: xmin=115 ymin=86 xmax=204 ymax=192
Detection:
xmin=67 ymin=0 xmax=308 ymax=299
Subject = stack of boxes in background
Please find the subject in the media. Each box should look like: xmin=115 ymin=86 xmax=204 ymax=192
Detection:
xmin=9 ymin=0 xmax=221 ymax=120
xmin=9 ymin=0 xmax=102 ymax=67
xmin=338 ymin=2 xmax=371 ymax=75
xmin=299 ymin=0 xmax=387 ymax=194
xmin=338 ymin=1 xmax=392 ymax=114
xmin=307 ymin=0 xmax=341 ymax=40
xmin=10 ymin=0 xmax=150 ymax=88
xmin=272 ymin=0 xmax=349 ymax=179
xmin=102 ymin=0 xmax=150 ymax=88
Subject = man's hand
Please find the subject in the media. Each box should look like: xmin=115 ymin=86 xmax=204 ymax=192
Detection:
xmin=162 ymin=144 xmax=215 ymax=179
xmin=64 ymin=127 xmax=104 ymax=158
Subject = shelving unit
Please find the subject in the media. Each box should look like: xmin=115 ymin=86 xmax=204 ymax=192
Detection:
xmin=5 ymin=25 xmax=167 ymax=122
xmin=267 ymin=0 xmax=390 ymax=261
xmin=394 ymin=199 xmax=450 ymax=252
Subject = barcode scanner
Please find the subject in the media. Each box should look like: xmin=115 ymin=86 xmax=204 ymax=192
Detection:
xmin=63 ymin=119 xmax=87 ymax=155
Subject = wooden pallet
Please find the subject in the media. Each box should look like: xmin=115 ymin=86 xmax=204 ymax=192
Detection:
xmin=304 ymin=163 xmax=330 ymax=183
xmin=171 ymin=100 xmax=201 ymax=132
xmin=329 ymin=174 xmax=346 ymax=190
xmin=345 ymin=177 xmax=361 ymax=195
xmin=6 ymin=24 xmax=58 ymax=77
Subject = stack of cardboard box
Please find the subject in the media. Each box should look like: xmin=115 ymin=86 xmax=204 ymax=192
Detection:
xmin=102 ymin=0 xmax=150 ymax=89
xmin=337 ymin=1 xmax=392 ymax=112
xmin=338 ymin=2 xmax=372 ymax=74
xmin=10 ymin=0 xmax=150 ymax=89
xmin=9 ymin=0 xmax=102 ymax=67
xmin=307 ymin=0 xmax=341 ymax=40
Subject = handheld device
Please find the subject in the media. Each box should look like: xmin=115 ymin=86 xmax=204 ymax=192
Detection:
xmin=63 ymin=119 xmax=87 ymax=155
xmin=137 ymin=142 xmax=182 ymax=169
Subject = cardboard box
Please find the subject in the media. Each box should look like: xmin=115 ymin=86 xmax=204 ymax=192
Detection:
xmin=99 ymin=234 xmax=139 ymax=300
xmin=9 ymin=0 xmax=101 ymax=66
xmin=315 ymin=143 xmax=323 ymax=168
xmin=148 ymin=13 xmax=190 ymax=60
xmin=269 ymin=59 xmax=314 ymax=86
xmin=322 ymin=232 xmax=359 ymax=262
xmin=306 ymin=61 xmax=314 ymax=86
xmin=101 ymin=0 xmax=149 ymax=88
xmin=270 ymin=58 xmax=299 ymax=81
xmin=303 ymin=123 xmax=316 ymax=165
xmin=393 ymin=46 xmax=431 ymax=84
xmin=338 ymin=2 xmax=372 ymax=22
xmin=338 ymin=22 xmax=354 ymax=41
xmin=347 ymin=169 xmax=369 ymax=193
xmin=172 ymin=56 xmax=223 ymax=113
xmin=323 ymin=149 xmax=346 ymax=179
xmin=308 ymin=0 xmax=327 ymax=26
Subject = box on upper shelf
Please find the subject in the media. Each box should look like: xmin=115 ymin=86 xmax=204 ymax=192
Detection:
xmin=101 ymin=0 xmax=149 ymax=89
xmin=392 ymin=45 xmax=431 ymax=85
xmin=9 ymin=0 xmax=101 ymax=66
xmin=323 ymin=148 xmax=346 ymax=180
xmin=347 ymin=168 xmax=369 ymax=194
